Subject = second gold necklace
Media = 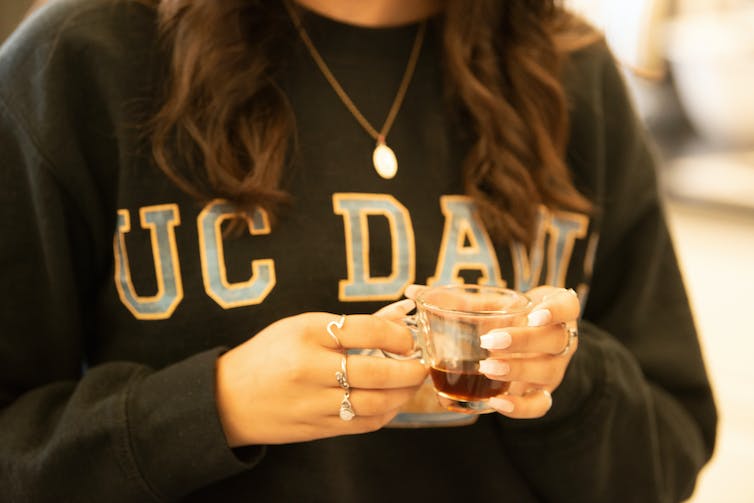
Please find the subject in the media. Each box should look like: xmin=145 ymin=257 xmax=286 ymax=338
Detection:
xmin=284 ymin=2 xmax=427 ymax=180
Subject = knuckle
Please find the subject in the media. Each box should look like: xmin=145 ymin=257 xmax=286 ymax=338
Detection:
xmin=294 ymin=313 xmax=330 ymax=346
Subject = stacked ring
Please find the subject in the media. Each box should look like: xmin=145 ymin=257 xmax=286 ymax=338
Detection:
xmin=555 ymin=325 xmax=578 ymax=357
xmin=328 ymin=315 xmax=355 ymax=421
xmin=336 ymin=355 xmax=355 ymax=421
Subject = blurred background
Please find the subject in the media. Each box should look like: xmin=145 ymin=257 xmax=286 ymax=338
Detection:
xmin=2 ymin=0 xmax=753 ymax=501
xmin=566 ymin=1 xmax=754 ymax=502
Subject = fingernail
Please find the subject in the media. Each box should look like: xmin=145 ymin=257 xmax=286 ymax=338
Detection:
xmin=480 ymin=330 xmax=512 ymax=349
xmin=542 ymin=389 xmax=553 ymax=409
xmin=479 ymin=359 xmax=509 ymax=375
xmin=489 ymin=397 xmax=514 ymax=413
xmin=528 ymin=309 xmax=552 ymax=327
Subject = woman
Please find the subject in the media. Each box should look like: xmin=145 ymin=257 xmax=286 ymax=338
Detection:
xmin=0 ymin=0 xmax=716 ymax=501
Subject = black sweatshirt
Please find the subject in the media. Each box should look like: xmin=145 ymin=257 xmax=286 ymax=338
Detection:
xmin=0 ymin=0 xmax=716 ymax=501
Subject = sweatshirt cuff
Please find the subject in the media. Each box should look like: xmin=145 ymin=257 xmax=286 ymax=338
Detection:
xmin=125 ymin=347 xmax=265 ymax=500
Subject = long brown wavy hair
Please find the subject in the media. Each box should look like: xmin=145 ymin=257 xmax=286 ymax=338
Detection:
xmin=145 ymin=0 xmax=595 ymax=244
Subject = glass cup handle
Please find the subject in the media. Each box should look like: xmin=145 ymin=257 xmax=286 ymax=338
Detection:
xmin=381 ymin=314 xmax=424 ymax=361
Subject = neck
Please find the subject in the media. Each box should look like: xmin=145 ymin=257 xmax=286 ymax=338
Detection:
xmin=292 ymin=0 xmax=443 ymax=27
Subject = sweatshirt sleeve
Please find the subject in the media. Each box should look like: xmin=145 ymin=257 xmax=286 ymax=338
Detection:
xmin=0 ymin=7 xmax=264 ymax=502
xmin=0 ymin=99 xmax=263 ymax=502
xmin=0 ymin=96 xmax=264 ymax=502
xmin=493 ymin=43 xmax=717 ymax=502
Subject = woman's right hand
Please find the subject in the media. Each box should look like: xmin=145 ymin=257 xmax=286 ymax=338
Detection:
xmin=215 ymin=307 xmax=426 ymax=447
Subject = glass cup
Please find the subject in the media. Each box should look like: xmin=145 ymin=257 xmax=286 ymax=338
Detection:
xmin=406 ymin=284 xmax=532 ymax=414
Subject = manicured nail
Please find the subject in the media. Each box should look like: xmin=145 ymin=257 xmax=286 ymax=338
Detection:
xmin=528 ymin=309 xmax=552 ymax=327
xmin=489 ymin=397 xmax=515 ymax=413
xmin=479 ymin=359 xmax=509 ymax=376
xmin=480 ymin=329 xmax=512 ymax=349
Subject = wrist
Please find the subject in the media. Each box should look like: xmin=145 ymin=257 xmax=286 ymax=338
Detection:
xmin=215 ymin=350 xmax=246 ymax=448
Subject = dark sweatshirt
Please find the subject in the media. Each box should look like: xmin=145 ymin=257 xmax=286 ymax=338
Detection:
xmin=0 ymin=0 xmax=716 ymax=501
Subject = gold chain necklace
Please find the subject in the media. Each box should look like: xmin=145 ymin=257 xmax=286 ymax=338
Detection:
xmin=284 ymin=1 xmax=427 ymax=179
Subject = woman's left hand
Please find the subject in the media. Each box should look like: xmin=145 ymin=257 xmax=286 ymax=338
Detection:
xmin=478 ymin=285 xmax=580 ymax=418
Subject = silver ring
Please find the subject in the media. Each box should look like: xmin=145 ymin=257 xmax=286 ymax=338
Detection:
xmin=555 ymin=326 xmax=578 ymax=357
xmin=336 ymin=355 xmax=355 ymax=421
xmin=326 ymin=314 xmax=346 ymax=349
xmin=335 ymin=355 xmax=350 ymax=391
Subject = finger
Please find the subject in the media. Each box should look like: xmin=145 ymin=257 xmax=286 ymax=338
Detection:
xmin=326 ymin=387 xmax=423 ymax=418
xmin=525 ymin=285 xmax=564 ymax=304
xmin=488 ymin=389 xmax=553 ymax=419
xmin=344 ymin=354 xmax=427 ymax=389
xmin=479 ymin=355 xmax=568 ymax=388
xmin=481 ymin=323 xmax=574 ymax=355
xmin=404 ymin=284 xmax=426 ymax=300
xmin=321 ymin=314 xmax=415 ymax=355
xmin=373 ymin=298 xmax=415 ymax=320
xmin=526 ymin=287 xmax=580 ymax=327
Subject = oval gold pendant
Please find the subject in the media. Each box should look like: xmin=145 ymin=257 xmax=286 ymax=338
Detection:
xmin=372 ymin=143 xmax=398 ymax=179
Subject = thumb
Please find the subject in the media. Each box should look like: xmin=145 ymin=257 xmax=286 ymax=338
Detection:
xmin=373 ymin=298 xmax=415 ymax=321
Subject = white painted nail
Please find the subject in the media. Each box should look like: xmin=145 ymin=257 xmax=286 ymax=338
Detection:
xmin=479 ymin=360 xmax=509 ymax=375
xmin=527 ymin=309 xmax=552 ymax=327
xmin=489 ymin=397 xmax=515 ymax=413
xmin=480 ymin=330 xmax=512 ymax=349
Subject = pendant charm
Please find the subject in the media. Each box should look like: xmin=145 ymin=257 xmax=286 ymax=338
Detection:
xmin=373 ymin=142 xmax=398 ymax=179
xmin=339 ymin=394 xmax=355 ymax=421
